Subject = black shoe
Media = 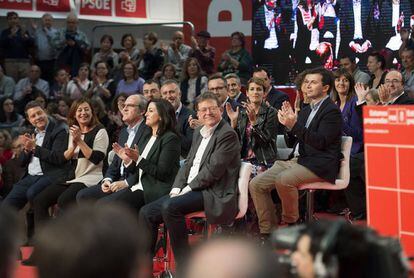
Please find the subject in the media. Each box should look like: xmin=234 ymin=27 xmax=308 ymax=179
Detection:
xmin=21 ymin=255 xmax=36 ymax=266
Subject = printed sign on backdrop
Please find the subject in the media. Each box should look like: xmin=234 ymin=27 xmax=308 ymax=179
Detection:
xmin=37 ymin=0 xmax=71 ymax=12
xmin=0 ymin=0 xmax=33 ymax=10
xmin=115 ymin=0 xmax=146 ymax=18
xmin=80 ymin=0 xmax=112 ymax=16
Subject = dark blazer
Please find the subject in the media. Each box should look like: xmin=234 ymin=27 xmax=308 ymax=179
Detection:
xmin=286 ymin=98 xmax=343 ymax=183
xmin=172 ymin=119 xmax=241 ymax=224
xmin=236 ymin=102 xmax=278 ymax=165
xmin=177 ymin=105 xmax=195 ymax=158
xmin=20 ymin=118 xmax=71 ymax=182
xmin=125 ymin=131 xmax=181 ymax=203
xmin=266 ymin=87 xmax=289 ymax=111
xmin=234 ymin=92 xmax=248 ymax=104
xmin=393 ymin=92 xmax=414 ymax=105
xmin=104 ymin=122 xmax=151 ymax=186
xmin=222 ymin=98 xmax=242 ymax=124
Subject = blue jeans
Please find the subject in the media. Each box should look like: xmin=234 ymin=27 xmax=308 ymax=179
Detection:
xmin=3 ymin=175 xmax=53 ymax=210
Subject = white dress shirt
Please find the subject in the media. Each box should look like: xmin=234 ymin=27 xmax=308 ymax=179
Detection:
xmin=28 ymin=127 xmax=47 ymax=176
xmin=131 ymin=136 xmax=157 ymax=192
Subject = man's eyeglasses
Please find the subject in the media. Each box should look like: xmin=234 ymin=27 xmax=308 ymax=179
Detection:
xmin=198 ymin=106 xmax=219 ymax=113
xmin=123 ymin=104 xmax=140 ymax=109
xmin=384 ymin=79 xmax=403 ymax=85
xmin=209 ymin=86 xmax=225 ymax=92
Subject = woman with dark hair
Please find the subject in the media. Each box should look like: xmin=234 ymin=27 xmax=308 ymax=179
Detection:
xmin=226 ymin=77 xmax=278 ymax=170
xmin=0 ymin=97 xmax=24 ymax=130
xmin=332 ymin=68 xmax=362 ymax=155
xmin=110 ymin=98 xmax=181 ymax=214
xmin=137 ymin=32 xmax=164 ymax=80
xmin=87 ymin=61 xmax=116 ymax=106
xmin=91 ymin=34 xmax=119 ymax=72
xmin=180 ymin=57 xmax=208 ymax=106
xmin=67 ymin=63 xmax=92 ymax=100
xmin=118 ymin=33 xmax=139 ymax=66
xmin=116 ymin=61 xmax=145 ymax=96
xmin=32 ymin=98 xmax=109 ymax=230
xmin=107 ymin=93 xmax=128 ymax=145
xmin=366 ymin=51 xmax=387 ymax=89
xmin=218 ymin=31 xmax=253 ymax=85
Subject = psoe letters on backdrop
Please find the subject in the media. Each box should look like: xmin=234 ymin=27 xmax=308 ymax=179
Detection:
xmin=81 ymin=0 xmax=110 ymax=9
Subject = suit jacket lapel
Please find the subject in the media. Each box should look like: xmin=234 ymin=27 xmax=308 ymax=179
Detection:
xmin=41 ymin=120 xmax=55 ymax=147
xmin=199 ymin=120 xmax=224 ymax=168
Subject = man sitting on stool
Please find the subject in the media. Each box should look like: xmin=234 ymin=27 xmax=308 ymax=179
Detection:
xmin=249 ymin=67 xmax=343 ymax=238
xmin=138 ymin=92 xmax=241 ymax=273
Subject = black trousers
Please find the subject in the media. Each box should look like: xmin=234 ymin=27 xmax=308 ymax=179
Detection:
xmin=33 ymin=182 xmax=86 ymax=232
xmin=138 ymin=191 xmax=204 ymax=268
xmin=344 ymin=152 xmax=366 ymax=215
xmin=98 ymin=188 xmax=146 ymax=215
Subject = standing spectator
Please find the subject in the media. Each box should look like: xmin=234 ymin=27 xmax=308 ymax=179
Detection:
xmin=51 ymin=13 xmax=90 ymax=77
xmin=0 ymin=65 xmax=16 ymax=97
xmin=118 ymin=33 xmax=139 ymax=69
xmin=87 ymin=61 xmax=116 ymax=106
xmin=116 ymin=61 xmax=144 ymax=96
xmin=218 ymin=31 xmax=253 ymax=86
xmin=367 ymin=51 xmax=387 ymax=89
xmin=162 ymin=31 xmax=192 ymax=75
xmin=0 ymin=12 xmax=34 ymax=82
xmin=137 ymin=32 xmax=164 ymax=80
xmin=90 ymin=35 xmax=119 ymax=73
xmin=30 ymin=13 xmax=58 ymax=84
xmin=50 ymin=68 xmax=70 ymax=99
xmin=189 ymin=30 xmax=215 ymax=75
xmin=154 ymin=63 xmax=177 ymax=85
xmin=67 ymin=63 xmax=92 ymax=100
xmin=14 ymin=65 xmax=50 ymax=111
xmin=180 ymin=57 xmax=208 ymax=106
xmin=0 ymin=97 xmax=24 ymax=133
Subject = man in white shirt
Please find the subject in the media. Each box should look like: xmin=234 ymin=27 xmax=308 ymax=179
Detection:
xmin=162 ymin=31 xmax=192 ymax=75
xmin=138 ymin=92 xmax=241 ymax=272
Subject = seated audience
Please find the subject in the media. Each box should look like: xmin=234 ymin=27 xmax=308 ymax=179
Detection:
xmin=332 ymin=69 xmax=363 ymax=155
xmin=225 ymin=73 xmax=247 ymax=104
xmin=378 ymin=69 xmax=414 ymax=105
xmin=76 ymin=95 xmax=150 ymax=202
xmin=2 ymin=101 xmax=71 ymax=212
xmin=138 ymin=92 xmax=241 ymax=271
xmin=160 ymin=80 xmax=195 ymax=158
xmin=142 ymin=80 xmax=161 ymax=102
xmin=180 ymin=57 xmax=208 ymax=106
xmin=116 ymin=61 xmax=144 ymax=96
xmin=155 ymin=63 xmax=178 ymax=84
xmin=189 ymin=30 xmax=215 ymax=75
xmin=218 ymin=31 xmax=253 ymax=85
xmin=0 ymin=97 xmax=24 ymax=133
xmin=0 ymin=65 xmax=16 ymax=97
xmin=90 ymin=34 xmax=119 ymax=73
xmin=14 ymin=65 xmax=50 ymax=109
xmin=108 ymin=98 xmax=181 ymax=213
xmin=207 ymin=74 xmax=241 ymax=123
xmin=339 ymin=54 xmax=370 ymax=85
xmin=32 ymin=98 xmax=108 ymax=233
xmin=366 ymin=51 xmax=387 ymax=89
xmin=401 ymin=47 xmax=414 ymax=97
xmin=227 ymin=77 xmax=278 ymax=168
xmin=67 ymin=63 xmax=92 ymax=100
xmin=162 ymin=31 xmax=192 ymax=75
xmin=107 ymin=93 xmax=128 ymax=145
xmin=137 ymin=32 xmax=164 ymax=80
xmin=35 ymin=204 xmax=142 ymax=278
xmin=0 ymin=130 xmax=13 ymax=167
xmin=87 ymin=61 xmax=116 ymax=106
xmin=50 ymin=68 xmax=70 ymax=99
xmin=0 ymin=137 xmax=25 ymax=198
xmin=249 ymin=67 xmax=342 ymax=236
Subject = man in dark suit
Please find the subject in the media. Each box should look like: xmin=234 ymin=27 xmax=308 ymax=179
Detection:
xmin=378 ymin=70 xmax=414 ymax=105
xmin=3 ymin=101 xmax=70 ymax=209
xmin=207 ymin=74 xmax=242 ymax=123
xmin=76 ymin=94 xmax=151 ymax=201
xmin=138 ymin=92 xmax=241 ymax=271
xmin=160 ymin=79 xmax=194 ymax=158
xmin=225 ymin=73 xmax=248 ymax=104
xmin=249 ymin=67 xmax=342 ymax=235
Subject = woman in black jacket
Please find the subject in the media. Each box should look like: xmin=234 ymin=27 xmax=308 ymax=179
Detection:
xmin=226 ymin=77 xmax=278 ymax=169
